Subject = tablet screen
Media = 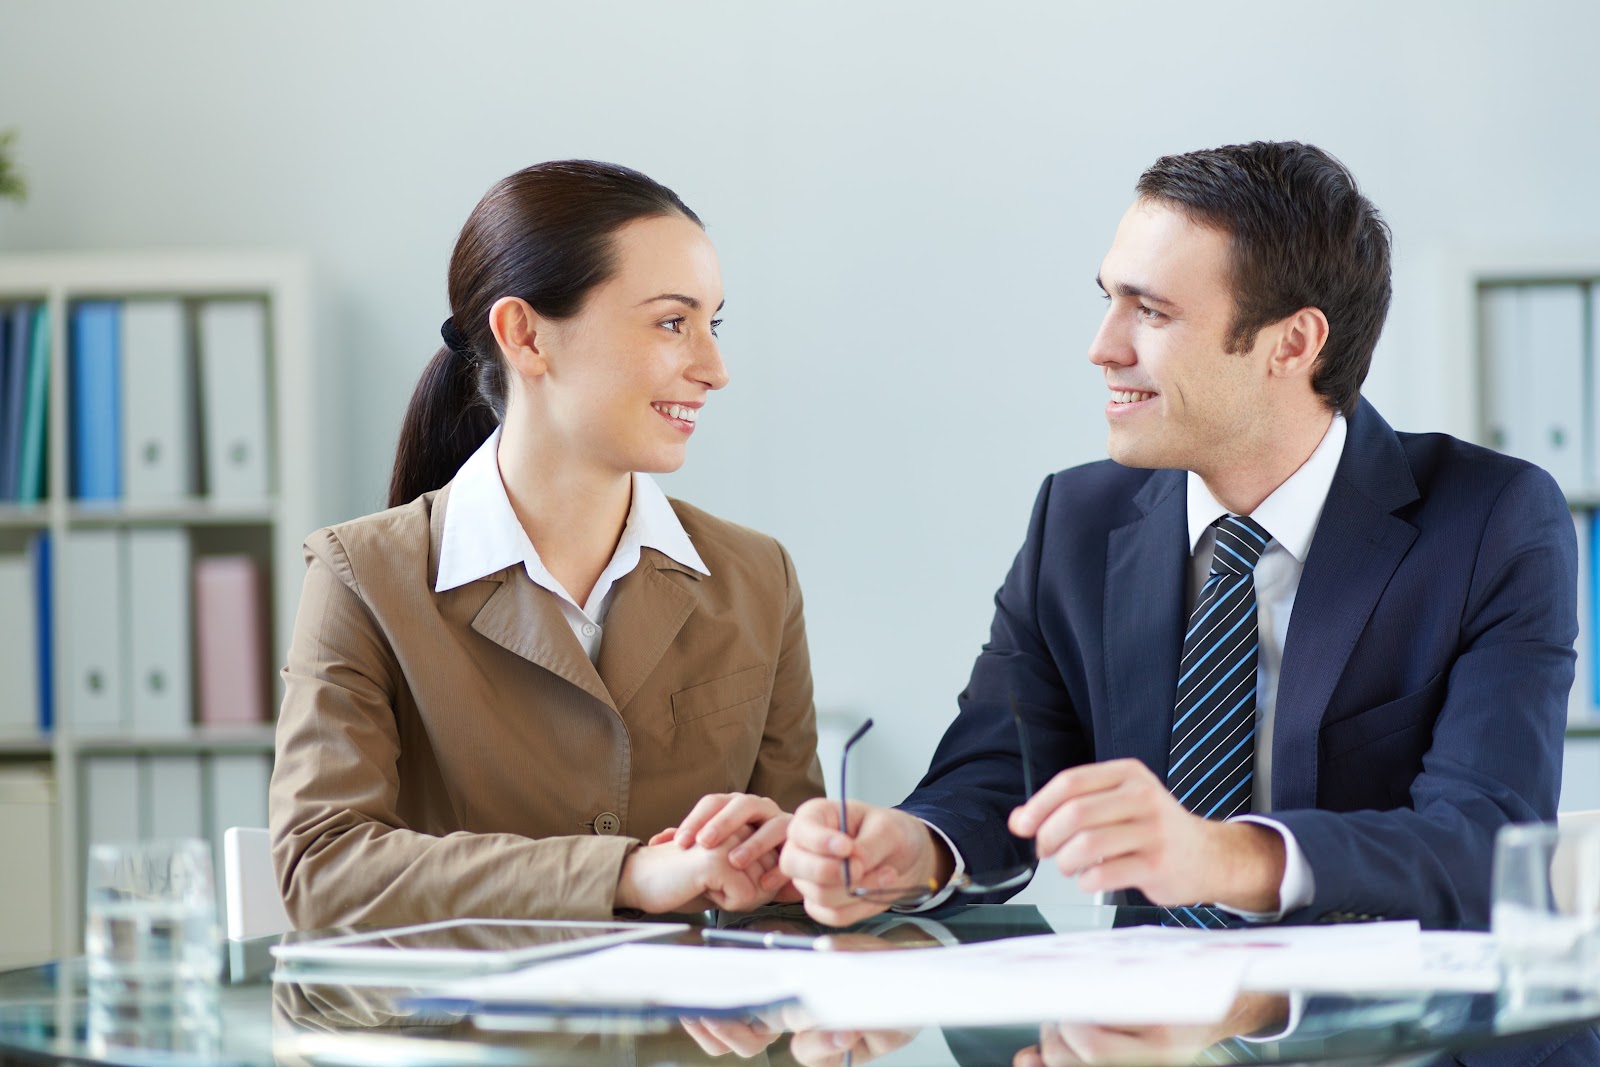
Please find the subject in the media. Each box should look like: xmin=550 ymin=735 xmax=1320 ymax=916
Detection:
xmin=270 ymin=918 xmax=688 ymax=976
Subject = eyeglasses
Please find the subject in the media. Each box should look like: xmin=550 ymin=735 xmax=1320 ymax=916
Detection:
xmin=838 ymin=698 xmax=1037 ymax=907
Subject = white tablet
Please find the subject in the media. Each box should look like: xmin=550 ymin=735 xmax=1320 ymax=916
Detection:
xmin=269 ymin=918 xmax=688 ymax=976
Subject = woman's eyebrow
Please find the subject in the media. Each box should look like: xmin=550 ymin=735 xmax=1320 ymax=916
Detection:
xmin=636 ymin=293 xmax=726 ymax=313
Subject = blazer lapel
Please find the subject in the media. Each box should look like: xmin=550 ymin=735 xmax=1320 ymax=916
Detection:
xmin=429 ymin=482 xmax=614 ymax=708
xmin=1273 ymin=400 xmax=1420 ymax=811
xmin=596 ymin=551 xmax=699 ymax=712
xmin=1104 ymin=470 xmax=1190 ymax=778
xmin=470 ymin=570 xmax=614 ymax=709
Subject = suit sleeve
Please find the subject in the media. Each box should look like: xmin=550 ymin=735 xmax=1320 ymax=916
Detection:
xmin=898 ymin=474 xmax=1095 ymax=885
xmin=269 ymin=530 xmax=637 ymax=929
xmin=746 ymin=541 xmax=826 ymax=812
xmin=1273 ymin=465 xmax=1576 ymax=929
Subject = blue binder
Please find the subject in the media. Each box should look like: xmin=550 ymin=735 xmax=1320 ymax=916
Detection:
xmin=1 ymin=304 xmax=33 ymax=500
xmin=70 ymin=301 xmax=121 ymax=501
xmin=32 ymin=531 xmax=52 ymax=733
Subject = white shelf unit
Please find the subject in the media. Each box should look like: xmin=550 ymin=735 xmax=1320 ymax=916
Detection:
xmin=0 ymin=251 xmax=313 ymax=958
xmin=1444 ymin=250 xmax=1600 ymax=814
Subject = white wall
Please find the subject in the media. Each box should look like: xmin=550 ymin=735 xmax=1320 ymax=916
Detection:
xmin=2 ymin=1 xmax=1597 ymax=861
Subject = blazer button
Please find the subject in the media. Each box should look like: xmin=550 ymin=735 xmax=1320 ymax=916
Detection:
xmin=594 ymin=812 xmax=621 ymax=835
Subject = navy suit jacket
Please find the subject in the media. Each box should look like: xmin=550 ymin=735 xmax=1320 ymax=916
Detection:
xmin=900 ymin=398 xmax=1577 ymax=929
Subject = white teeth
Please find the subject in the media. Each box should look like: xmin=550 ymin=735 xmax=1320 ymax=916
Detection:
xmin=1112 ymin=390 xmax=1154 ymax=404
xmin=655 ymin=403 xmax=697 ymax=423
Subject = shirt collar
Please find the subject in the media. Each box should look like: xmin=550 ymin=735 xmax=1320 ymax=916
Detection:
xmin=1185 ymin=412 xmax=1347 ymax=563
xmin=435 ymin=427 xmax=708 ymax=595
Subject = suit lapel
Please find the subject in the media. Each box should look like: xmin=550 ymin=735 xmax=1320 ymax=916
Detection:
xmin=470 ymin=570 xmax=613 ymax=709
xmin=1273 ymin=400 xmax=1419 ymax=811
xmin=1104 ymin=470 xmax=1190 ymax=778
xmin=596 ymin=551 xmax=699 ymax=712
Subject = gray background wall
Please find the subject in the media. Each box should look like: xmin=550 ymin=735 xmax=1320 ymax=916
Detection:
xmin=4 ymin=0 xmax=1598 ymax=903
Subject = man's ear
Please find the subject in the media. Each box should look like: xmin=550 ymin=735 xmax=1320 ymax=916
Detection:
xmin=488 ymin=296 xmax=548 ymax=379
xmin=1269 ymin=306 xmax=1330 ymax=381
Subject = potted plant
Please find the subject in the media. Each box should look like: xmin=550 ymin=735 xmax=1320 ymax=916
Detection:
xmin=0 ymin=130 xmax=26 ymax=204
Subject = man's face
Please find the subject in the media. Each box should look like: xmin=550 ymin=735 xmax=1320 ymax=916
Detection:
xmin=1088 ymin=198 xmax=1271 ymax=477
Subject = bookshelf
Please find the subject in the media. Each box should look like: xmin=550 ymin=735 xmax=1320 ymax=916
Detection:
xmin=0 ymin=251 xmax=313 ymax=962
xmin=1448 ymin=248 xmax=1600 ymax=814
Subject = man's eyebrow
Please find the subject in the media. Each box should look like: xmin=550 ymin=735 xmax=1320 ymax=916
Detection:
xmin=1094 ymin=275 xmax=1178 ymax=310
xmin=636 ymin=293 xmax=727 ymax=313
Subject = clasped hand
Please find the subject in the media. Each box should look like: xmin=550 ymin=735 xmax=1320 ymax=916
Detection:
xmin=617 ymin=792 xmax=797 ymax=914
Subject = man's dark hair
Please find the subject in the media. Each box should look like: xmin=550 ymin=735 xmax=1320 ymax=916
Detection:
xmin=1135 ymin=141 xmax=1391 ymax=419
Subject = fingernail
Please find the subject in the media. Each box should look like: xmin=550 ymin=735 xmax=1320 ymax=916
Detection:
xmin=831 ymin=835 xmax=851 ymax=856
xmin=698 ymin=832 xmax=717 ymax=847
xmin=729 ymin=848 xmax=747 ymax=866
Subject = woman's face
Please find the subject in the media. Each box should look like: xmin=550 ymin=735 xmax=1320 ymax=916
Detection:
xmin=530 ymin=213 xmax=728 ymax=476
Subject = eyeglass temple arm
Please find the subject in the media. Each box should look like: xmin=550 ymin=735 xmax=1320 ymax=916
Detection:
xmin=838 ymin=718 xmax=874 ymax=891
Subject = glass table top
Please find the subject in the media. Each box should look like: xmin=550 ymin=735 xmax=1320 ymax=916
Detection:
xmin=2 ymin=904 xmax=1598 ymax=1066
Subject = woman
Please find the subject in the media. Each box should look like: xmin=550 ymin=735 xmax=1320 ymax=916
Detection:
xmin=269 ymin=161 xmax=824 ymax=928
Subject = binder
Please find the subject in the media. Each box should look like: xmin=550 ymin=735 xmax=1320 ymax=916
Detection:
xmin=1576 ymin=510 xmax=1594 ymax=724
xmin=83 ymin=755 xmax=140 ymax=847
xmin=1520 ymin=285 xmax=1585 ymax=490
xmin=17 ymin=304 xmax=49 ymax=503
xmin=1480 ymin=286 xmax=1527 ymax=461
xmin=142 ymin=755 xmax=204 ymax=840
xmin=31 ymin=532 xmax=52 ymax=732
xmin=0 ymin=553 xmax=37 ymax=737
xmin=0 ymin=304 xmax=29 ymax=500
xmin=70 ymin=301 xmax=122 ymax=501
xmin=196 ymin=300 xmax=270 ymax=502
xmin=0 ymin=305 xmax=12 ymax=498
xmin=0 ymin=767 xmax=58 ymax=969
xmin=64 ymin=530 xmax=127 ymax=735
xmin=121 ymin=300 xmax=196 ymax=503
xmin=126 ymin=528 xmax=192 ymax=736
xmin=206 ymin=753 xmax=271 ymax=894
xmin=194 ymin=555 xmax=268 ymax=725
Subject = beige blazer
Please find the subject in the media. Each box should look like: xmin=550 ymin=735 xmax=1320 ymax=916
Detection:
xmin=269 ymin=484 xmax=824 ymax=928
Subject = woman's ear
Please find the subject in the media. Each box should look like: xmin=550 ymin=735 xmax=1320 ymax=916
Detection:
xmin=488 ymin=296 xmax=548 ymax=380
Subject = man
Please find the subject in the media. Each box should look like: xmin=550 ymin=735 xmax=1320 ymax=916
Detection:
xmin=780 ymin=141 xmax=1577 ymax=934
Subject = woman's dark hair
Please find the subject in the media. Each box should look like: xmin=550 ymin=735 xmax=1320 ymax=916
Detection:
xmin=387 ymin=160 xmax=702 ymax=508
xmin=1135 ymin=141 xmax=1391 ymax=419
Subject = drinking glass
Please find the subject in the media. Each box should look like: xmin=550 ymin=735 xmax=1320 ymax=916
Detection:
xmin=1492 ymin=820 xmax=1600 ymax=1021
xmin=85 ymin=838 xmax=222 ymax=1057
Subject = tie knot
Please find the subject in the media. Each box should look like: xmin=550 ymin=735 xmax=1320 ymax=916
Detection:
xmin=1210 ymin=515 xmax=1270 ymax=577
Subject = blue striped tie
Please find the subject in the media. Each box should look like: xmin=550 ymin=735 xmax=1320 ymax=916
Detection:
xmin=1168 ymin=514 xmax=1270 ymax=820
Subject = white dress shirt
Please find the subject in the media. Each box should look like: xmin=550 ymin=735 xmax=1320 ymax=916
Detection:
xmin=915 ymin=414 xmax=1347 ymax=918
xmin=434 ymin=427 xmax=708 ymax=662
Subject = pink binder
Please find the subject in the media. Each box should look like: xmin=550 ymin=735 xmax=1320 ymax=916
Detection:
xmin=194 ymin=555 xmax=267 ymax=725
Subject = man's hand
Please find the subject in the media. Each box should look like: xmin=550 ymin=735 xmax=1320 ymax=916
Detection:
xmin=1007 ymin=758 xmax=1285 ymax=912
xmin=779 ymin=798 xmax=952 ymax=926
xmin=1014 ymin=992 xmax=1290 ymax=1065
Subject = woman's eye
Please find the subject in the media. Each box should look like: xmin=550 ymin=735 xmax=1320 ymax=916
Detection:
xmin=661 ymin=317 xmax=685 ymax=334
xmin=709 ymin=318 xmax=723 ymax=337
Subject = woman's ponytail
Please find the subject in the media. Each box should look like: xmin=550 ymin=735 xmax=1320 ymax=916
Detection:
xmin=386 ymin=340 xmax=498 ymax=508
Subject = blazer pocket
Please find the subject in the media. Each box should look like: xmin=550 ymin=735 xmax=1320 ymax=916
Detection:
xmin=671 ymin=665 xmax=769 ymax=727
xmin=1320 ymin=670 xmax=1447 ymax=761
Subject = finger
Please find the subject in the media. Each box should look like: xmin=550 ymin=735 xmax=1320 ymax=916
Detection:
xmin=1026 ymin=778 xmax=1153 ymax=858
xmin=1037 ymin=812 xmax=1151 ymax=870
xmin=1036 ymin=1022 xmax=1088 ymax=1067
xmin=1070 ymin=852 xmax=1162 ymax=899
xmin=791 ymin=879 xmax=892 ymax=927
xmin=678 ymin=1018 xmax=730 ymax=1056
xmin=674 ymin=794 xmax=736 ymax=847
xmin=787 ymin=799 xmax=864 ymax=858
xmin=698 ymin=794 xmax=781 ymax=849
xmin=697 ymin=1017 xmax=777 ymax=1058
xmin=1012 ymin=1046 xmax=1044 ymax=1067
xmin=646 ymin=827 xmax=678 ymax=847
xmin=1010 ymin=759 xmax=1150 ymax=838
xmin=728 ymin=813 xmax=791 ymax=868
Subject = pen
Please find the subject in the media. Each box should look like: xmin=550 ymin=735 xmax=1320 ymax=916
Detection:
xmin=701 ymin=928 xmax=828 ymax=951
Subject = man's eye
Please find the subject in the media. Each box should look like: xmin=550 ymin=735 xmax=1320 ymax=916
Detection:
xmin=709 ymin=318 xmax=723 ymax=337
xmin=1137 ymin=304 xmax=1164 ymax=322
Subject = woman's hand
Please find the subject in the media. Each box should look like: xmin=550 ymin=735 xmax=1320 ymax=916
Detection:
xmin=615 ymin=826 xmax=784 ymax=914
xmin=664 ymin=793 xmax=797 ymax=898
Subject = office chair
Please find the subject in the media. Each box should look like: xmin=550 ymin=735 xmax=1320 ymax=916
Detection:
xmin=222 ymin=826 xmax=292 ymax=940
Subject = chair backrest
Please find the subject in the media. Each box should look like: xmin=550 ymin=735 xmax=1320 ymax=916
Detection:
xmin=223 ymin=826 xmax=291 ymax=940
